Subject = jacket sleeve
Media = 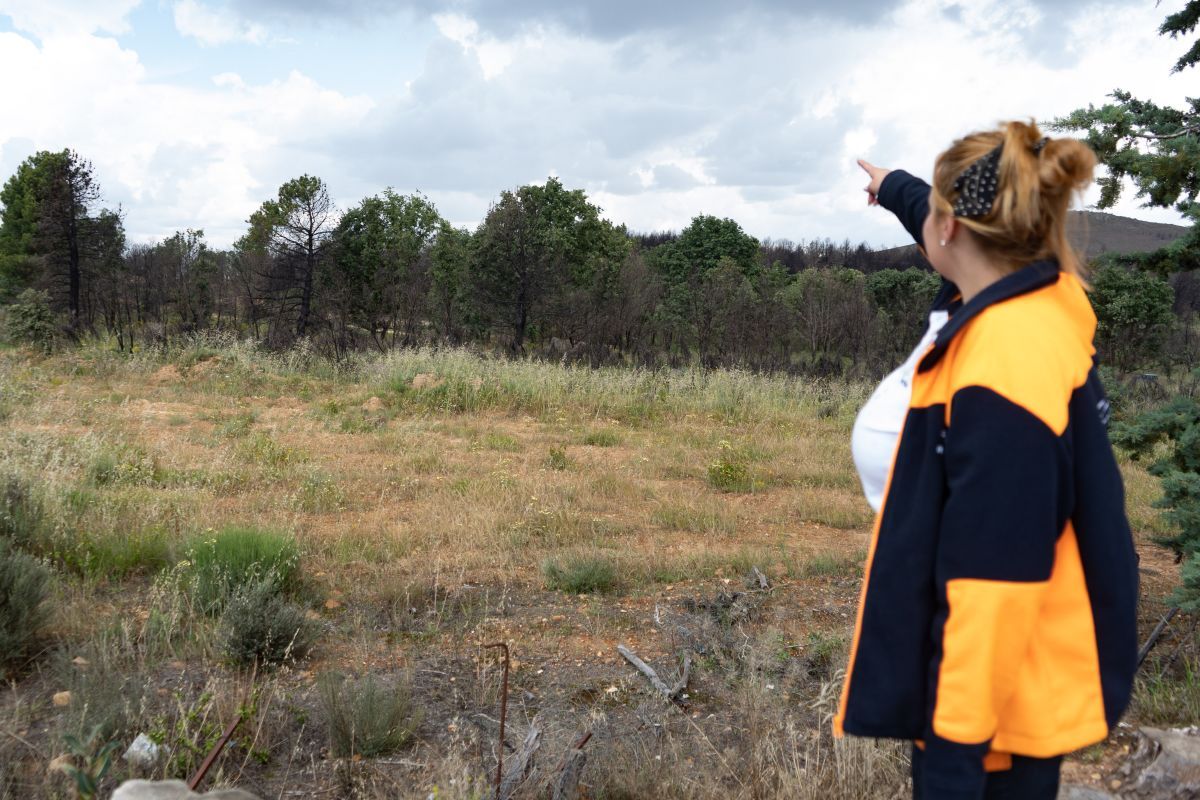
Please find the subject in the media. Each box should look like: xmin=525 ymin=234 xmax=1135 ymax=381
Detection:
xmin=920 ymin=380 xmax=1071 ymax=794
xmin=876 ymin=169 xmax=931 ymax=247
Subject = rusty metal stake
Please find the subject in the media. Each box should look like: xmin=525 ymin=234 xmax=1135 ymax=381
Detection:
xmin=484 ymin=642 xmax=510 ymax=800
xmin=187 ymin=714 xmax=243 ymax=791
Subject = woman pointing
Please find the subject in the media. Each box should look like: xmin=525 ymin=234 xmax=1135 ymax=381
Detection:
xmin=838 ymin=120 xmax=1139 ymax=800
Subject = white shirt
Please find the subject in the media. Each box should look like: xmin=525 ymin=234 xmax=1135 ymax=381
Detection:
xmin=852 ymin=310 xmax=950 ymax=512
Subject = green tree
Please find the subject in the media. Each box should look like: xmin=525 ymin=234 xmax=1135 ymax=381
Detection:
xmin=0 ymin=150 xmax=109 ymax=329
xmin=1061 ymin=2 xmax=1200 ymax=622
xmin=158 ymin=229 xmax=216 ymax=332
xmin=647 ymin=215 xmax=761 ymax=357
xmin=428 ymin=224 xmax=473 ymax=343
xmin=1053 ymin=1 xmax=1200 ymax=273
xmin=0 ymin=158 xmax=42 ymax=301
xmin=471 ymin=178 xmax=629 ymax=353
xmin=695 ymin=257 xmax=759 ymax=366
xmin=649 ymin=215 xmax=760 ymax=287
xmin=1112 ymin=394 xmax=1200 ymax=611
xmin=328 ymin=190 xmax=443 ymax=350
xmin=241 ymin=175 xmax=334 ymax=339
xmin=865 ymin=268 xmax=943 ymax=367
xmin=779 ymin=267 xmax=874 ymax=375
xmin=1090 ymin=263 xmax=1175 ymax=371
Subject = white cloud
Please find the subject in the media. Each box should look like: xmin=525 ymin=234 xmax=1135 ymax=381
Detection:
xmin=432 ymin=12 xmax=520 ymax=80
xmin=0 ymin=0 xmax=142 ymax=37
xmin=173 ymin=0 xmax=268 ymax=46
xmin=0 ymin=0 xmax=1191 ymax=250
xmin=0 ymin=22 xmax=373 ymax=246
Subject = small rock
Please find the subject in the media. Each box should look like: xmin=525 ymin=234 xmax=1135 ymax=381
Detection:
xmin=52 ymin=691 xmax=72 ymax=707
xmin=361 ymin=396 xmax=385 ymax=413
xmin=71 ymin=656 xmax=89 ymax=668
xmin=324 ymin=598 xmax=342 ymax=610
xmin=122 ymin=733 xmax=165 ymax=769
xmin=48 ymin=754 xmax=72 ymax=775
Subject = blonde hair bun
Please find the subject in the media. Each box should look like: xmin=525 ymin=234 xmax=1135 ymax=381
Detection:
xmin=931 ymin=119 xmax=1096 ymax=280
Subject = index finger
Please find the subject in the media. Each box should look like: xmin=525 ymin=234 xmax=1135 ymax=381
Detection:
xmin=857 ymin=158 xmax=875 ymax=175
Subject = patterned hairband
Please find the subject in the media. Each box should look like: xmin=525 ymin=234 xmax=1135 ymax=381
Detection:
xmin=952 ymin=137 xmax=1051 ymax=218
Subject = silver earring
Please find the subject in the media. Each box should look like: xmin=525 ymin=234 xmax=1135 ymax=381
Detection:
xmin=939 ymin=239 xmax=947 ymax=247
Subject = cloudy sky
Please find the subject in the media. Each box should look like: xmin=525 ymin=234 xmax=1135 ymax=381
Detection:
xmin=0 ymin=0 xmax=1191 ymax=249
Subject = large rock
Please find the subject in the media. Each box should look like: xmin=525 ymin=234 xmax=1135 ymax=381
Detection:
xmin=1058 ymin=786 xmax=1117 ymax=800
xmin=112 ymin=780 xmax=260 ymax=800
xmin=1117 ymin=727 xmax=1200 ymax=799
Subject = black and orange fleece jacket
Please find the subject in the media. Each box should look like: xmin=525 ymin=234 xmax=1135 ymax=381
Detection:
xmin=833 ymin=171 xmax=1139 ymax=792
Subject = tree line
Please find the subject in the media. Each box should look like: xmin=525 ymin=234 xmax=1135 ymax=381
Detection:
xmin=0 ymin=151 xmax=948 ymax=375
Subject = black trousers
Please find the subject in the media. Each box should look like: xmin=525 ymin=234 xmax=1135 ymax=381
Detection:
xmin=911 ymin=744 xmax=1062 ymax=800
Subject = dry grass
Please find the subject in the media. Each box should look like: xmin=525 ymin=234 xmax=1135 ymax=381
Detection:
xmin=0 ymin=336 xmax=1176 ymax=798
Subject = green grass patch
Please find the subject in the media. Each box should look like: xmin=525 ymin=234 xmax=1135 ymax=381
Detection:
xmin=236 ymin=432 xmax=305 ymax=474
xmin=582 ymin=429 xmax=621 ymax=447
xmin=543 ymin=554 xmax=619 ymax=594
xmin=291 ymin=470 xmax=346 ymax=513
xmin=406 ymin=452 xmax=445 ymax=475
xmin=60 ymin=527 xmax=173 ymax=579
xmin=481 ymin=432 xmax=522 ymax=452
xmin=651 ymin=503 xmax=735 ymax=535
xmin=213 ymin=411 xmax=256 ymax=439
xmin=1132 ymin=659 xmax=1200 ymax=726
xmin=182 ymin=526 xmax=301 ymax=615
xmin=86 ymin=445 xmax=167 ymax=488
xmin=804 ymin=550 xmax=864 ymax=578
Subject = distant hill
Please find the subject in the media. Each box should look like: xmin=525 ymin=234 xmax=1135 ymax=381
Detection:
xmin=872 ymin=211 xmax=1189 ymax=267
xmin=1067 ymin=210 xmax=1189 ymax=259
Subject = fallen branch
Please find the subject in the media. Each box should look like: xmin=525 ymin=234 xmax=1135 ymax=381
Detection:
xmin=618 ymin=645 xmax=674 ymax=698
xmin=670 ymin=653 xmax=692 ymax=699
xmin=498 ymin=717 xmax=541 ymax=800
xmin=550 ymin=731 xmax=592 ymax=800
xmin=618 ymin=645 xmax=690 ymax=701
xmin=751 ymin=565 xmax=769 ymax=590
xmin=1138 ymin=606 xmax=1180 ymax=669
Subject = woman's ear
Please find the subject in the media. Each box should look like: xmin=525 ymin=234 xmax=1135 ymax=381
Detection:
xmin=939 ymin=215 xmax=958 ymax=247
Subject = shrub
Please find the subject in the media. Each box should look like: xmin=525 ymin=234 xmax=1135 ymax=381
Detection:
xmin=236 ymin=431 xmax=303 ymax=474
xmin=0 ymin=473 xmax=42 ymax=550
xmin=4 ymin=288 xmax=55 ymax=353
xmin=707 ymin=443 xmax=755 ymax=492
xmin=218 ymin=581 xmax=317 ymax=668
xmin=1090 ymin=262 xmax=1175 ymax=372
xmin=86 ymin=445 xmax=164 ymax=488
xmin=291 ymin=470 xmax=345 ymax=513
xmin=0 ymin=539 xmax=51 ymax=673
xmin=543 ymin=554 xmax=618 ymax=594
xmin=544 ymin=446 xmax=571 ymax=471
xmin=183 ymin=526 xmax=301 ymax=615
xmin=318 ymin=672 xmax=420 ymax=757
